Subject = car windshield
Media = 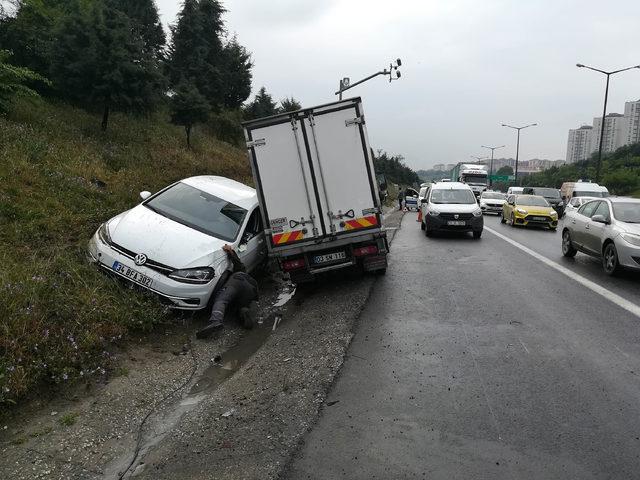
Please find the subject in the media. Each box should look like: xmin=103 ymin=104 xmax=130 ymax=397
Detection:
xmin=463 ymin=174 xmax=487 ymax=184
xmin=574 ymin=190 xmax=607 ymax=198
xmin=145 ymin=182 xmax=247 ymax=241
xmin=535 ymin=188 xmax=560 ymax=198
xmin=431 ymin=189 xmax=477 ymax=204
xmin=482 ymin=193 xmax=506 ymax=200
xmin=516 ymin=195 xmax=549 ymax=207
xmin=612 ymin=202 xmax=640 ymax=223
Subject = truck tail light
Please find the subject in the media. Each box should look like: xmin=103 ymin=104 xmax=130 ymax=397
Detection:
xmin=353 ymin=245 xmax=378 ymax=257
xmin=282 ymin=258 xmax=306 ymax=271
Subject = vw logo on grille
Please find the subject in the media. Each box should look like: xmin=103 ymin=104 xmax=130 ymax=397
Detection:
xmin=454 ymin=214 xmax=459 ymax=219
xmin=134 ymin=253 xmax=148 ymax=266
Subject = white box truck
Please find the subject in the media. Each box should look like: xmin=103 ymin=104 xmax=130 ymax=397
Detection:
xmin=242 ymin=97 xmax=388 ymax=283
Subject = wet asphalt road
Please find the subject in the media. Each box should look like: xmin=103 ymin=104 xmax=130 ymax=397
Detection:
xmin=286 ymin=213 xmax=640 ymax=479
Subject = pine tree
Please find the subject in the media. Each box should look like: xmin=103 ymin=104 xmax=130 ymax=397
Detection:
xmin=243 ymin=87 xmax=279 ymax=120
xmin=109 ymin=0 xmax=166 ymax=59
xmin=51 ymin=0 xmax=165 ymax=130
xmin=279 ymin=97 xmax=302 ymax=113
xmin=221 ymin=36 xmax=252 ymax=109
xmin=170 ymin=79 xmax=210 ymax=148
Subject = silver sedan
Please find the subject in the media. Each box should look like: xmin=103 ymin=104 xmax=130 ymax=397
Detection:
xmin=562 ymin=197 xmax=640 ymax=275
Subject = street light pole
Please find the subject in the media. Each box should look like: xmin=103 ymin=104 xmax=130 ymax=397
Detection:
xmin=501 ymin=123 xmax=537 ymax=185
xmin=576 ymin=63 xmax=640 ymax=182
xmin=336 ymin=58 xmax=402 ymax=100
xmin=481 ymin=145 xmax=505 ymax=186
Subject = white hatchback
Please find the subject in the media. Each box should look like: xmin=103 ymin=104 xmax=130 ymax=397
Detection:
xmin=88 ymin=176 xmax=266 ymax=310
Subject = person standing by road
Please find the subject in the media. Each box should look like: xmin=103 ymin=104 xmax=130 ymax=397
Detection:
xmin=398 ymin=187 xmax=404 ymax=211
xmin=196 ymin=245 xmax=259 ymax=339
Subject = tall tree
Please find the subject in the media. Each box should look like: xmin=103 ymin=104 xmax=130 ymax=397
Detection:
xmin=51 ymin=0 xmax=165 ymax=130
xmin=170 ymin=79 xmax=210 ymax=149
xmin=109 ymin=0 xmax=166 ymax=59
xmin=243 ymin=86 xmax=279 ymax=120
xmin=279 ymin=96 xmax=302 ymax=113
xmin=168 ymin=0 xmax=252 ymax=112
xmin=221 ymin=36 xmax=252 ymax=109
xmin=0 ymin=49 xmax=49 ymax=113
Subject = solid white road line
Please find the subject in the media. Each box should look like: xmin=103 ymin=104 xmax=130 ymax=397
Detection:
xmin=485 ymin=226 xmax=640 ymax=319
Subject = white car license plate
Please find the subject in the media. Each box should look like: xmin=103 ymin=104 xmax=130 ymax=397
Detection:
xmin=314 ymin=252 xmax=346 ymax=264
xmin=447 ymin=220 xmax=466 ymax=226
xmin=532 ymin=216 xmax=547 ymax=221
xmin=113 ymin=261 xmax=153 ymax=288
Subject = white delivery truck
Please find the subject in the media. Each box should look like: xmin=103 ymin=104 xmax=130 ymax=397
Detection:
xmin=242 ymin=98 xmax=388 ymax=283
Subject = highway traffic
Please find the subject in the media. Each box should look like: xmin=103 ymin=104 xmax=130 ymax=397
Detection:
xmin=288 ymin=210 xmax=640 ymax=479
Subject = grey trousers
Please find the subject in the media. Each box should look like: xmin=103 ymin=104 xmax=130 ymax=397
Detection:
xmin=209 ymin=272 xmax=259 ymax=324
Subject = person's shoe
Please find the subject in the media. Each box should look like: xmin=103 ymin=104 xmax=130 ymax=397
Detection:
xmin=196 ymin=321 xmax=223 ymax=339
xmin=239 ymin=301 xmax=258 ymax=329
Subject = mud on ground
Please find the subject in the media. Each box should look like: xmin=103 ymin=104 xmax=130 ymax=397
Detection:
xmin=0 ymin=209 xmax=403 ymax=479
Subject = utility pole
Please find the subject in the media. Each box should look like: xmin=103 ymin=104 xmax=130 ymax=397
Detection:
xmin=336 ymin=58 xmax=402 ymax=100
xmin=576 ymin=63 xmax=640 ymax=182
xmin=481 ymin=145 xmax=505 ymax=186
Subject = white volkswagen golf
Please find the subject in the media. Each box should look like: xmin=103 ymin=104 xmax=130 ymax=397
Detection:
xmin=88 ymin=176 xmax=266 ymax=310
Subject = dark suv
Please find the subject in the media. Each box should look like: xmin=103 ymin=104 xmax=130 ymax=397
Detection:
xmin=523 ymin=187 xmax=564 ymax=217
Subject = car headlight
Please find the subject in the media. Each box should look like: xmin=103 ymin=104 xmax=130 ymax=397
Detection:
xmin=168 ymin=267 xmax=216 ymax=284
xmin=98 ymin=222 xmax=112 ymax=245
xmin=621 ymin=233 xmax=640 ymax=247
xmin=516 ymin=208 xmax=527 ymax=215
xmin=549 ymin=211 xmax=558 ymax=217
xmin=480 ymin=201 xmax=487 ymax=207
xmin=429 ymin=210 xmax=440 ymax=216
xmin=473 ymin=209 xmax=482 ymax=217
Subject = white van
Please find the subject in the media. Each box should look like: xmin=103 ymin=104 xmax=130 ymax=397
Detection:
xmin=560 ymin=180 xmax=609 ymax=200
xmin=507 ymin=187 xmax=524 ymax=196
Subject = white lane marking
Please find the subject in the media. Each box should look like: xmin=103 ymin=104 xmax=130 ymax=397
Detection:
xmin=485 ymin=226 xmax=640 ymax=319
xmin=518 ymin=338 xmax=530 ymax=354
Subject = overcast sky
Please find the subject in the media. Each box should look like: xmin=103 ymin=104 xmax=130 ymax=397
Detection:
xmin=156 ymin=0 xmax=639 ymax=170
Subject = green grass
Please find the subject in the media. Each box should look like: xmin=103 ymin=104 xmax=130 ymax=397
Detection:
xmin=0 ymin=99 xmax=251 ymax=408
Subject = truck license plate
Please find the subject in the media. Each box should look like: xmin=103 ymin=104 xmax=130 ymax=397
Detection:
xmin=112 ymin=261 xmax=153 ymax=288
xmin=447 ymin=220 xmax=466 ymax=226
xmin=314 ymin=252 xmax=346 ymax=264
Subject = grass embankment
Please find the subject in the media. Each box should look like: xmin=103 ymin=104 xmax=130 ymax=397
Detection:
xmin=0 ymin=100 xmax=251 ymax=408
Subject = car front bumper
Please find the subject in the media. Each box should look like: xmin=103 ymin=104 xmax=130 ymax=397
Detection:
xmin=425 ymin=214 xmax=484 ymax=232
xmin=88 ymin=235 xmax=216 ymax=310
xmin=614 ymin=237 xmax=640 ymax=271
xmin=513 ymin=214 xmax=558 ymax=229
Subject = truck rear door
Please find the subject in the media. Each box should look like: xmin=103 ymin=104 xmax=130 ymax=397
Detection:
xmin=301 ymin=101 xmax=380 ymax=237
xmin=244 ymin=98 xmax=381 ymax=249
xmin=245 ymin=117 xmax=324 ymax=248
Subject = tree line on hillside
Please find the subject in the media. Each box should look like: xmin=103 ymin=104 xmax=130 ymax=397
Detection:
xmin=0 ymin=0 xmax=300 ymax=146
xmin=373 ymin=150 xmax=420 ymax=187
xmin=522 ymin=143 xmax=640 ymax=196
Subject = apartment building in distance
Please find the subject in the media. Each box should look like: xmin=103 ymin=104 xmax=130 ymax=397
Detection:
xmin=566 ymin=125 xmax=593 ymax=163
xmin=565 ymin=99 xmax=640 ymax=163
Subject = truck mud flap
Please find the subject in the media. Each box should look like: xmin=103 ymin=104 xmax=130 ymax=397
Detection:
xmin=362 ymin=254 xmax=388 ymax=272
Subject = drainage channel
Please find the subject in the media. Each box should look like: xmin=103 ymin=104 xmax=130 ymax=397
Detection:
xmin=105 ymin=285 xmax=297 ymax=479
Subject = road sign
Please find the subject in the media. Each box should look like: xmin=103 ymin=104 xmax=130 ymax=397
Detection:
xmin=489 ymin=175 xmax=515 ymax=182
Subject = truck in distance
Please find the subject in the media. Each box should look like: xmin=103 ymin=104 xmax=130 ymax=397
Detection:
xmin=242 ymin=97 xmax=388 ymax=283
xmin=450 ymin=163 xmax=488 ymax=198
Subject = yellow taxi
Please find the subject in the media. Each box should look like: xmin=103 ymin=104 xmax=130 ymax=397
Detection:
xmin=501 ymin=194 xmax=558 ymax=230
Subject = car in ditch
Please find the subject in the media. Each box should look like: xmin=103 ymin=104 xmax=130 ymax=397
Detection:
xmin=88 ymin=176 xmax=267 ymax=310
xmin=501 ymin=194 xmax=558 ymax=230
xmin=420 ymin=182 xmax=483 ymax=239
xmin=562 ymin=197 xmax=640 ymax=275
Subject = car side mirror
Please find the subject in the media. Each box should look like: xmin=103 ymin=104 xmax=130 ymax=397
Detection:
xmin=237 ymin=243 xmax=248 ymax=253
xmin=140 ymin=191 xmax=151 ymax=200
xmin=420 ymin=198 xmax=428 ymax=204
xmin=591 ymin=214 xmax=609 ymax=224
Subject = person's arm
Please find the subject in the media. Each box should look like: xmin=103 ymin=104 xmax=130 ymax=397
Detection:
xmin=223 ymin=244 xmax=246 ymax=273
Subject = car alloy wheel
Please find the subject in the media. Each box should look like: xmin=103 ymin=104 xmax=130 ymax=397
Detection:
xmin=603 ymin=243 xmax=621 ymax=276
xmin=562 ymin=230 xmax=577 ymax=257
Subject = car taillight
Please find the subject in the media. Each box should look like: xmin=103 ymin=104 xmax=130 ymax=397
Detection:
xmin=282 ymin=258 xmax=306 ymax=271
xmin=353 ymin=245 xmax=378 ymax=257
